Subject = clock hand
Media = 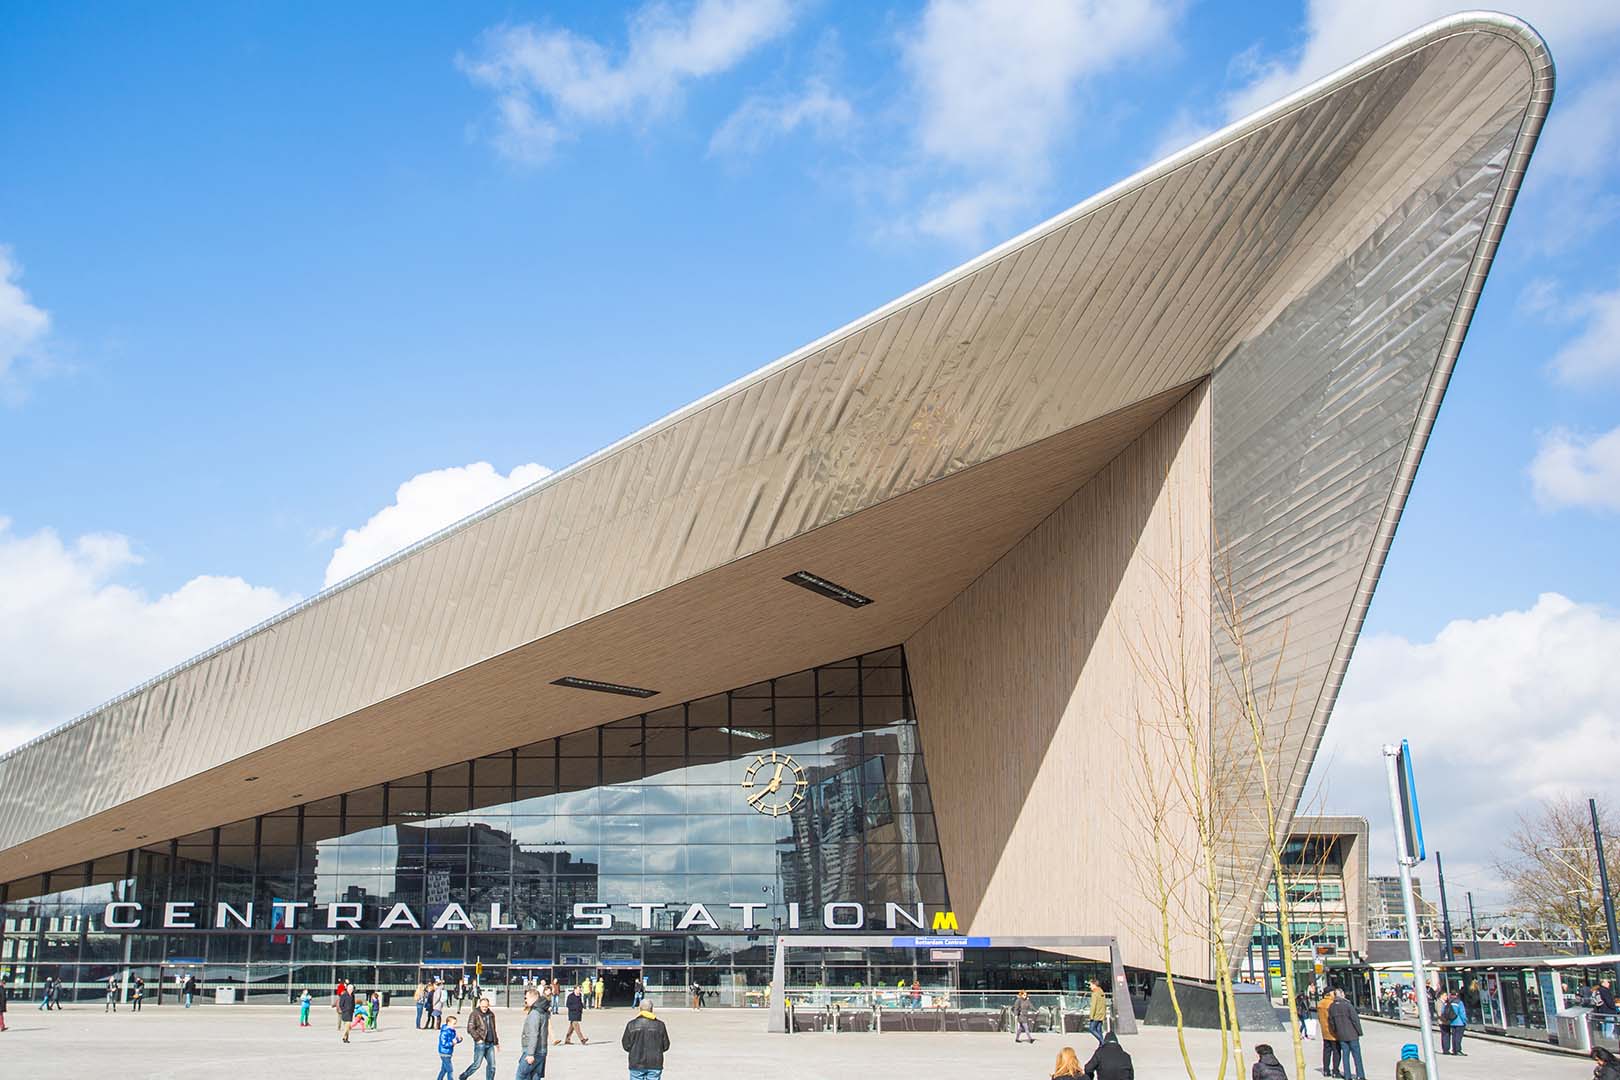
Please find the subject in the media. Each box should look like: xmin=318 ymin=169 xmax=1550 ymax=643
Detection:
xmin=771 ymin=763 xmax=785 ymax=785
xmin=747 ymin=786 xmax=771 ymax=805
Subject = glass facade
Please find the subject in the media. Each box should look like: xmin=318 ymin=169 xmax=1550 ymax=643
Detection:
xmin=1 ymin=647 xmax=957 ymax=1007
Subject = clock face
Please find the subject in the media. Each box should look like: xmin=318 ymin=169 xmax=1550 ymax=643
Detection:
xmin=740 ymin=751 xmax=808 ymax=816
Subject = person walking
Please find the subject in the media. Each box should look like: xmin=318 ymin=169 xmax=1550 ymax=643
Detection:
xmin=299 ymin=989 xmax=312 ymax=1027
xmin=367 ymin=989 xmax=381 ymax=1031
xmin=621 ymin=1000 xmax=670 ymax=1080
xmin=336 ymin=981 xmax=356 ymax=1044
xmin=131 ymin=976 xmax=144 ymax=1012
xmin=1327 ymin=989 xmax=1365 ymax=1080
xmin=1315 ymin=991 xmax=1339 ymax=1077
xmin=458 ymin=996 xmax=499 ymax=1080
xmin=1014 ymin=989 xmax=1036 ymax=1043
xmin=1439 ymin=990 xmax=1466 ymax=1056
xmin=558 ymin=985 xmax=587 ymax=1045
xmin=632 ymin=977 xmax=645 ymax=1009
xmin=1081 ymin=1030 xmax=1134 ymax=1079
xmin=183 ymin=974 xmax=197 ymax=1008
xmin=48 ymin=975 xmax=60 ymax=1010
xmin=38 ymin=976 xmax=53 ymax=1011
xmin=594 ymin=974 xmax=605 ymax=1011
xmin=434 ymin=1014 xmax=463 ymax=1080
xmin=105 ymin=973 xmax=120 ymax=1012
xmin=515 ymin=987 xmax=550 ymax=1080
xmin=1087 ymin=979 xmax=1109 ymax=1044
xmin=1 ymin=975 xmax=10 ymax=1032
xmin=1252 ymin=1043 xmax=1289 ymax=1079
xmin=1294 ymin=990 xmax=1312 ymax=1038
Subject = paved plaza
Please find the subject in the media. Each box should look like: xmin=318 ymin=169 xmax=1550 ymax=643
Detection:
xmin=0 ymin=1004 xmax=1590 ymax=1079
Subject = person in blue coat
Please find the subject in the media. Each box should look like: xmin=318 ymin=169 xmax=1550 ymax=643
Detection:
xmin=436 ymin=1014 xmax=464 ymax=1080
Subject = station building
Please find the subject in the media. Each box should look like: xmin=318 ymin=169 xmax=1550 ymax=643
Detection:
xmin=0 ymin=14 xmax=1552 ymax=1008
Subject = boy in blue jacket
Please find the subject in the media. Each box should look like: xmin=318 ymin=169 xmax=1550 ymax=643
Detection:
xmin=436 ymin=1014 xmax=463 ymax=1080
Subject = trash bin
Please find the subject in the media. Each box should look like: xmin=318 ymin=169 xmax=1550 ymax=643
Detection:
xmin=214 ymin=987 xmax=236 ymax=1005
xmin=381 ymin=992 xmax=392 ymax=1008
xmin=1559 ymin=1007 xmax=1594 ymax=1053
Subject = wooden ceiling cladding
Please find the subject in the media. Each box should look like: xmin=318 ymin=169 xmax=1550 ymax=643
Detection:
xmin=0 ymin=386 xmax=1191 ymax=881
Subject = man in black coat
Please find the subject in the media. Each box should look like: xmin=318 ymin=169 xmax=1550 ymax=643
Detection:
xmin=621 ymin=1004 xmax=670 ymax=1078
xmin=336 ymin=984 xmax=356 ymax=1044
xmin=1083 ymin=1030 xmax=1134 ymax=1079
xmin=1327 ymin=990 xmax=1366 ymax=1080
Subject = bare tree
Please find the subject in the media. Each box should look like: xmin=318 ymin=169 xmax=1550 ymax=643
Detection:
xmin=1494 ymin=795 xmax=1615 ymax=952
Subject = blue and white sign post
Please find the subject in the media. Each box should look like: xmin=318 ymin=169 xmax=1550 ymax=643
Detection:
xmin=1383 ymin=740 xmax=1440 ymax=1072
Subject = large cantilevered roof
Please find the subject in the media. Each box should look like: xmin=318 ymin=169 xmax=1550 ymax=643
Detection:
xmin=0 ymin=13 xmax=1551 ymax=891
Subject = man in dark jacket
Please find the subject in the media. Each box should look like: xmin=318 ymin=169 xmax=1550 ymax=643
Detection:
xmin=336 ymin=984 xmax=356 ymax=1044
xmin=621 ymin=1005 xmax=671 ymax=1080
xmin=1327 ymin=990 xmax=1365 ymax=1080
xmin=459 ymin=996 xmax=499 ymax=1080
xmin=1083 ymin=1030 xmax=1134 ymax=1079
xmin=1251 ymin=1043 xmax=1288 ymax=1079
xmin=1 ymin=974 xmax=10 ymax=1031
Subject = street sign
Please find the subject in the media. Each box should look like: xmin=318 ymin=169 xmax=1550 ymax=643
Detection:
xmin=1395 ymin=739 xmax=1426 ymax=862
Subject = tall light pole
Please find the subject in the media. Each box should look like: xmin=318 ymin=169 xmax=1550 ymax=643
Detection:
xmin=1465 ymin=891 xmax=1481 ymax=961
xmin=1436 ymin=852 xmax=1455 ymax=963
xmin=1590 ymin=798 xmax=1619 ymax=980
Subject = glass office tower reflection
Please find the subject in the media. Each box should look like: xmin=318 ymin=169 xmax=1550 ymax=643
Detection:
xmin=0 ymin=647 xmax=950 ymax=1006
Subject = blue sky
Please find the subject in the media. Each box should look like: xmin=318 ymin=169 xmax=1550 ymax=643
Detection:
xmin=3 ymin=1 xmax=1620 ymax=910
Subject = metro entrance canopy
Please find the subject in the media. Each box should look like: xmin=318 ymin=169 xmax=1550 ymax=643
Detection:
xmin=0 ymin=13 xmax=1552 ymax=1005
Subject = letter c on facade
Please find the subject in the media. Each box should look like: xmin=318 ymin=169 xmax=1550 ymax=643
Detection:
xmin=104 ymin=902 xmax=142 ymax=929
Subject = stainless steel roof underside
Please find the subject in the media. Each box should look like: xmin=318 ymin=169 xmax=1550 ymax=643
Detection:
xmin=0 ymin=14 xmax=1551 ymax=894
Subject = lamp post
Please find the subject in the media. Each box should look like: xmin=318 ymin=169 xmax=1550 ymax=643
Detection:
xmin=1436 ymin=852 xmax=1455 ymax=963
xmin=1590 ymin=798 xmax=1620 ymax=980
xmin=1465 ymin=891 xmax=1481 ymax=961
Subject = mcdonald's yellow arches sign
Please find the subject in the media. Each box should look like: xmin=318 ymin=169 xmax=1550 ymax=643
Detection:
xmin=931 ymin=911 xmax=960 ymax=932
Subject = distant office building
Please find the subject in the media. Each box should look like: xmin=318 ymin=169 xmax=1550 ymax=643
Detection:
xmin=1247 ymin=817 xmax=1370 ymax=986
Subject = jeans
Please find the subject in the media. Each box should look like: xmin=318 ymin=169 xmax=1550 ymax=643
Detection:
xmin=184 ymin=992 xmax=193 ymax=1008
xmin=629 ymin=1070 xmax=663 ymax=1080
xmin=458 ymin=1042 xmax=496 ymax=1080
xmin=1089 ymin=1019 xmax=1105 ymax=1044
xmin=416 ymin=1001 xmax=427 ymax=1028
xmin=1443 ymin=1025 xmax=1465 ymax=1053
xmin=1322 ymin=1039 xmax=1340 ymax=1075
xmin=436 ymin=1054 xmax=455 ymax=1080
xmin=514 ymin=1051 xmax=546 ymax=1080
xmin=1338 ymin=1038 xmax=1365 ymax=1079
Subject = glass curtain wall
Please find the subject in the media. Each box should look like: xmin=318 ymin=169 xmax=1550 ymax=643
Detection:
xmin=1 ymin=646 xmax=949 ymax=1006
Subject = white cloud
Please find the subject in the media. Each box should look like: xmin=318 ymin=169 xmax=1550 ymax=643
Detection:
xmin=1531 ymin=426 xmax=1620 ymax=512
xmin=1222 ymin=1 xmax=1620 ymax=123
xmin=1312 ymin=594 xmax=1620 ymax=905
xmin=461 ymin=0 xmax=796 ymax=163
xmin=709 ymin=76 xmax=853 ymax=157
xmin=0 ymin=245 xmax=51 ymax=393
xmin=1535 ymin=280 xmax=1620 ymax=385
xmin=898 ymin=0 xmax=1177 ymax=244
xmin=323 ymin=461 xmax=553 ymax=587
xmin=0 ymin=518 xmax=297 ymax=755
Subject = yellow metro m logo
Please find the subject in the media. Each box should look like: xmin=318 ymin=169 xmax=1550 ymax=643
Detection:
xmin=931 ymin=910 xmax=959 ymax=932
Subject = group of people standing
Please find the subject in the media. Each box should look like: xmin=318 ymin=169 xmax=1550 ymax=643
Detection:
xmin=1309 ymin=987 xmax=1366 ymax=1080
xmin=330 ymin=978 xmax=381 ymax=1042
xmin=427 ymin=983 xmax=672 ymax=1080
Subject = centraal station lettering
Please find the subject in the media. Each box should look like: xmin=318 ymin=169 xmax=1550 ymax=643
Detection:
xmin=102 ymin=900 xmax=959 ymax=933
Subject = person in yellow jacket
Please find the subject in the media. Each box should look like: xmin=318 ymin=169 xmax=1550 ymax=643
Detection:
xmin=594 ymin=975 xmax=605 ymax=1010
xmin=1317 ymin=992 xmax=1341 ymax=1077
